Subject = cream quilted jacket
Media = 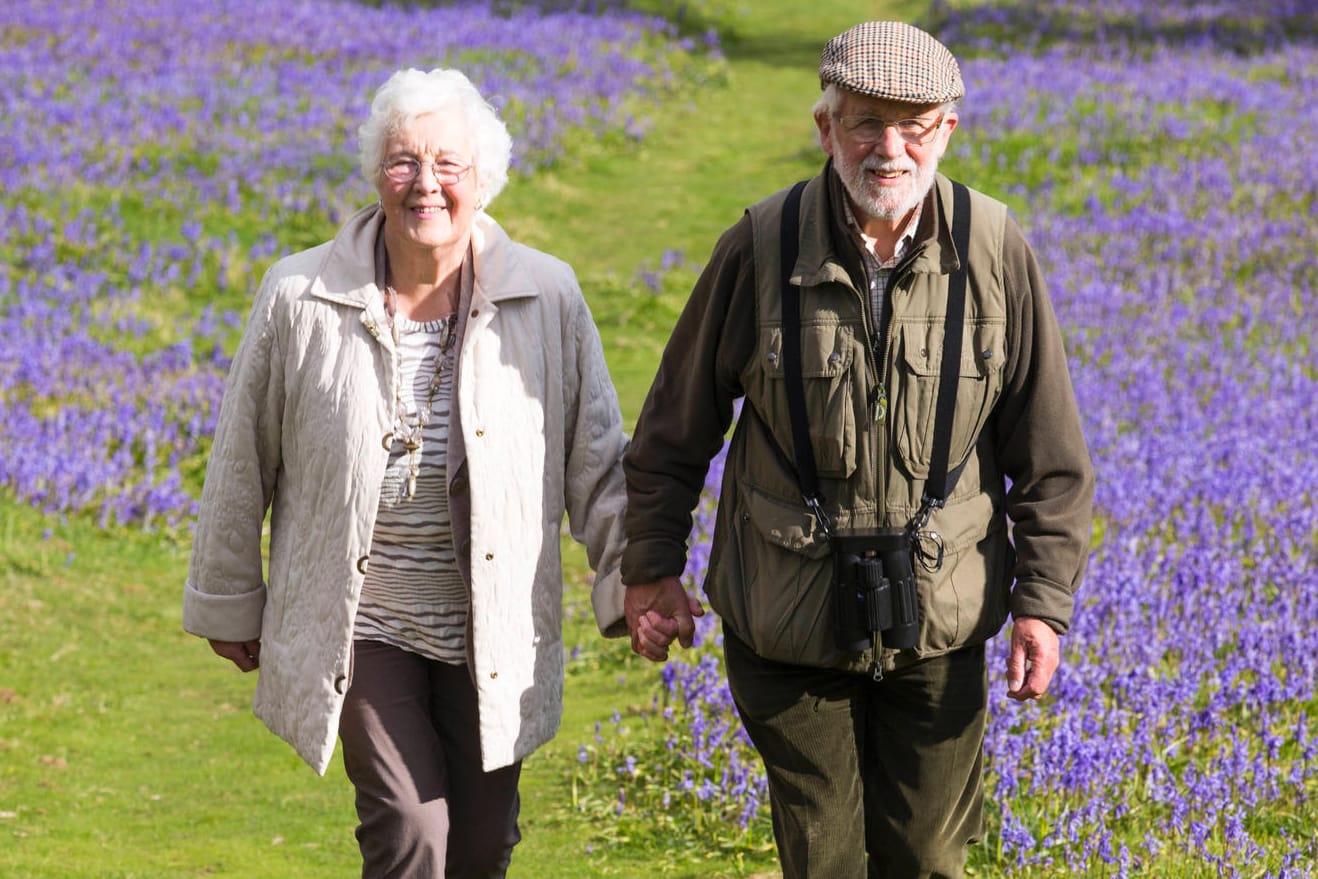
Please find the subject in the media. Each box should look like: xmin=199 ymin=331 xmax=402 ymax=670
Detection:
xmin=183 ymin=205 xmax=628 ymax=774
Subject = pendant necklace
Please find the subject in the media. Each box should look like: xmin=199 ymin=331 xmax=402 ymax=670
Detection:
xmin=385 ymin=283 xmax=456 ymax=500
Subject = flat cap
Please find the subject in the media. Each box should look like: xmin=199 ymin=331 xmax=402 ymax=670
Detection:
xmin=819 ymin=21 xmax=964 ymax=104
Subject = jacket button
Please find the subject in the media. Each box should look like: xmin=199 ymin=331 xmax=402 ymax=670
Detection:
xmin=334 ymin=674 xmax=348 ymax=694
xmin=380 ymin=432 xmax=394 ymax=450
xmin=470 ymin=309 xmax=479 ymax=318
xmin=489 ymin=672 xmax=498 ymax=680
xmin=767 ymin=351 xmax=779 ymax=364
xmin=475 ymin=429 xmax=485 ymax=437
xmin=485 ymin=552 xmax=494 ymax=561
xmin=356 ymin=555 xmax=369 ymax=575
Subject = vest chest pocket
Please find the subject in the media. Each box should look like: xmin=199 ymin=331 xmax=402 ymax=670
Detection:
xmin=759 ymin=323 xmax=859 ymax=479
xmin=892 ymin=320 xmax=1005 ymax=479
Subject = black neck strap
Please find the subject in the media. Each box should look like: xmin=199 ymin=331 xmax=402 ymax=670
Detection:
xmin=780 ymin=179 xmax=972 ymax=534
xmin=779 ymin=181 xmax=827 ymax=528
xmin=923 ymin=180 xmax=973 ymax=506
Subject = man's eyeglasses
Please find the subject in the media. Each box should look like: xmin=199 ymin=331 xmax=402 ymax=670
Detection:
xmin=833 ymin=113 xmax=945 ymax=145
xmin=381 ymin=156 xmax=473 ymax=185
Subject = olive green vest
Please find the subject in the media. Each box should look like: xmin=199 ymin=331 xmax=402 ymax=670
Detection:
xmin=704 ymin=172 xmax=1016 ymax=671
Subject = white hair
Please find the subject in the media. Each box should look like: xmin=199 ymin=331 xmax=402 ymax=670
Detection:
xmin=358 ymin=68 xmax=513 ymax=209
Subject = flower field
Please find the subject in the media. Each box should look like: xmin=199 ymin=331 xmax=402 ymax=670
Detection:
xmin=3 ymin=0 xmax=1316 ymax=876
xmin=575 ymin=1 xmax=1318 ymax=876
xmin=0 ymin=0 xmax=713 ymax=529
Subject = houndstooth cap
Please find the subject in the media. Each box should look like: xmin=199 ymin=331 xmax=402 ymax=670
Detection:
xmin=819 ymin=21 xmax=964 ymax=104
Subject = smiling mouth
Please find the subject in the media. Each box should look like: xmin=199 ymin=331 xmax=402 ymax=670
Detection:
xmin=412 ymin=205 xmax=447 ymax=215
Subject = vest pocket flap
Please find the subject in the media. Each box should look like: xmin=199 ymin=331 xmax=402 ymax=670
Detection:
xmin=928 ymin=490 xmax=1001 ymax=552
xmin=764 ymin=325 xmax=856 ymax=378
xmin=745 ymin=486 xmax=831 ymax=559
xmin=901 ymin=322 xmax=1004 ymax=378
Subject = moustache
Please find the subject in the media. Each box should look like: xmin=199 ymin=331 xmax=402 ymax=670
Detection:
xmin=860 ymin=158 xmax=917 ymax=174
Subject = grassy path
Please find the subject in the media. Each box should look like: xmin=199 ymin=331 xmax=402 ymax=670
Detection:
xmin=506 ymin=2 xmax=919 ymax=876
xmin=498 ymin=0 xmax=920 ymax=424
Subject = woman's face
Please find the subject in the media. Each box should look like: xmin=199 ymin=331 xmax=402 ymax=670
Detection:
xmin=376 ymin=109 xmax=479 ymax=262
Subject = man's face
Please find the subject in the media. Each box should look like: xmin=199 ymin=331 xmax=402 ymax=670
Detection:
xmin=817 ymin=91 xmax=957 ymax=227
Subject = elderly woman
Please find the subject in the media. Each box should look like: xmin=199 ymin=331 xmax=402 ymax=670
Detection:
xmin=182 ymin=68 xmax=629 ymax=877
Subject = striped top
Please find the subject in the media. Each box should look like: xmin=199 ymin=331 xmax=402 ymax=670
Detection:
xmin=355 ymin=314 xmax=467 ymax=665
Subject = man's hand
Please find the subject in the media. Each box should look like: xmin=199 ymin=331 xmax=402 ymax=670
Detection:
xmin=623 ymin=575 xmax=705 ymax=662
xmin=1006 ymin=617 xmax=1059 ymax=701
xmin=208 ymin=639 xmax=262 ymax=673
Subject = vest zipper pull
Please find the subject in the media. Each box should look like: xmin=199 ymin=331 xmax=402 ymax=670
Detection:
xmin=870 ymin=631 xmax=884 ymax=681
xmin=869 ymin=386 xmax=888 ymax=423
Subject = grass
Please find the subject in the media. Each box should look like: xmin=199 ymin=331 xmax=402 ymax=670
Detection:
xmin=0 ymin=1 xmax=897 ymax=877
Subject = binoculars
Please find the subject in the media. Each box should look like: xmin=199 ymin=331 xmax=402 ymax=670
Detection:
xmin=831 ymin=529 xmax=921 ymax=652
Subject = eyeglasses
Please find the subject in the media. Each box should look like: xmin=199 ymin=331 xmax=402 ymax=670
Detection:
xmin=833 ymin=113 xmax=945 ymax=145
xmin=381 ymin=156 xmax=473 ymax=185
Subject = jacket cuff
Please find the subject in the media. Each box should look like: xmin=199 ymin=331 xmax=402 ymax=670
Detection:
xmin=620 ymin=538 xmax=688 ymax=587
xmin=590 ymin=564 xmax=628 ymax=639
xmin=181 ymin=580 xmax=266 ymax=642
xmin=1008 ymin=577 xmax=1075 ymax=636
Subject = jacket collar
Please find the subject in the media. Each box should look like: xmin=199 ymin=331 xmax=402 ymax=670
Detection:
xmin=305 ymin=203 xmax=540 ymax=313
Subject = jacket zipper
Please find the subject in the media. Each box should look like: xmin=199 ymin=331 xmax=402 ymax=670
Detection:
xmin=867 ymin=266 xmax=908 ymax=519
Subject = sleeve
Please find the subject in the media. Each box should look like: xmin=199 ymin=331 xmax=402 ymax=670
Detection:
xmin=992 ymin=215 xmax=1096 ymax=634
xmin=620 ymin=215 xmax=759 ymax=586
xmin=181 ymin=268 xmax=287 ymax=642
xmin=560 ymin=277 xmax=632 ymax=638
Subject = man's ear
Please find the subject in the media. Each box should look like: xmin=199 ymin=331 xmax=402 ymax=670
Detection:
xmin=815 ymin=111 xmax=835 ymax=157
xmin=933 ymin=112 xmax=959 ymax=158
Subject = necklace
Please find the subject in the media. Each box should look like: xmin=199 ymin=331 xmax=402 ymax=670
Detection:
xmin=385 ymin=284 xmax=457 ymax=500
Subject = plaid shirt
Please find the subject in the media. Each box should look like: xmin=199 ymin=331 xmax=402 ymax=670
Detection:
xmin=843 ymin=199 xmax=922 ymax=333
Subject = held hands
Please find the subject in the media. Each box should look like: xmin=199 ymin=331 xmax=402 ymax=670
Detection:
xmin=208 ymin=638 xmax=262 ymax=673
xmin=623 ymin=575 xmax=705 ymax=662
xmin=1006 ymin=617 xmax=1060 ymax=701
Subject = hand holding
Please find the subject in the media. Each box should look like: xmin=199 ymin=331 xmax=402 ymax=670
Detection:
xmin=623 ymin=575 xmax=705 ymax=662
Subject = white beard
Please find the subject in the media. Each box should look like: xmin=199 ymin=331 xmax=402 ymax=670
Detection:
xmin=834 ymin=148 xmax=939 ymax=222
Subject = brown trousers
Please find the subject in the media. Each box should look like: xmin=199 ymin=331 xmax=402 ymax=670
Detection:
xmin=724 ymin=627 xmax=987 ymax=879
xmin=339 ymin=639 xmax=522 ymax=879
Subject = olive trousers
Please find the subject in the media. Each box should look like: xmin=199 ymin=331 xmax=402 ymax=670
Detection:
xmin=723 ymin=627 xmax=987 ymax=879
xmin=339 ymin=639 xmax=522 ymax=879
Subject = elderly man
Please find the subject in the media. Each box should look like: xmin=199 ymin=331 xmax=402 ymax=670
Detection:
xmin=621 ymin=21 xmax=1095 ymax=879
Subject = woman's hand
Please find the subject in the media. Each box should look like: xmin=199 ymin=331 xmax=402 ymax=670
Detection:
xmin=208 ymin=639 xmax=262 ymax=673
